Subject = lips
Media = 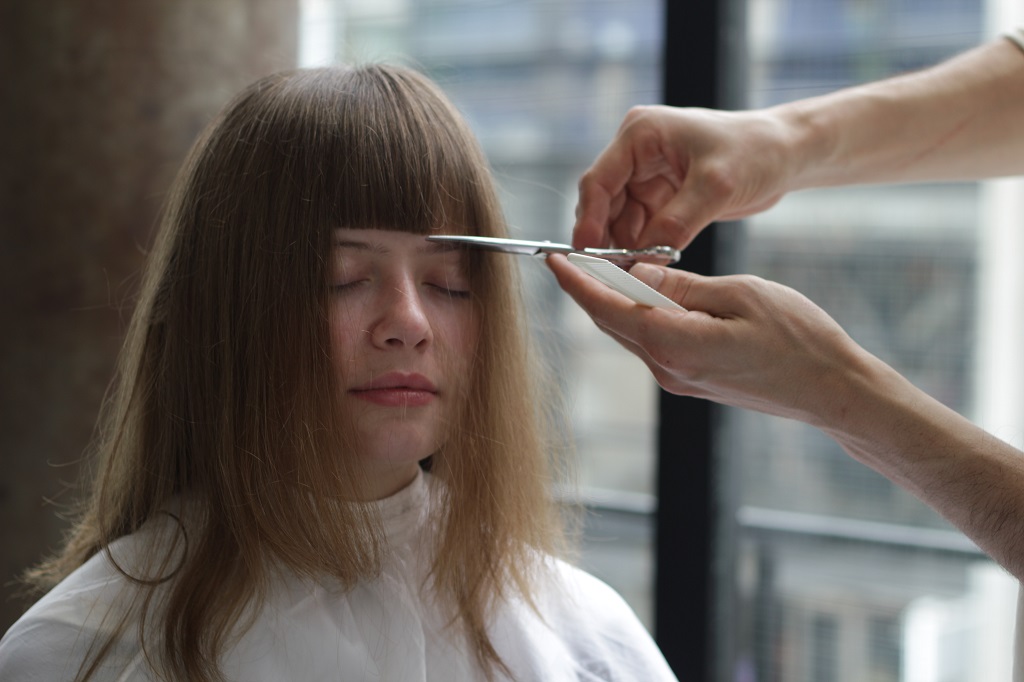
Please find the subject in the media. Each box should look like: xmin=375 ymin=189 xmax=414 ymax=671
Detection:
xmin=350 ymin=372 xmax=438 ymax=407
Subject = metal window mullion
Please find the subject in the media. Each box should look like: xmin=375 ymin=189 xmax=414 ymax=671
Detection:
xmin=655 ymin=0 xmax=743 ymax=679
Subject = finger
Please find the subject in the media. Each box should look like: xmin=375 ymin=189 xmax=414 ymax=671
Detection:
xmin=627 ymin=174 xmax=681 ymax=210
xmin=548 ymin=252 xmax=711 ymax=370
xmin=605 ymin=175 xmax=679 ymax=249
xmin=561 ymin=289 xmax=694 ymax=396
xmin=608 ymin=197 xmax=646 ymax=249
xmin=547 ymin=254 xmax=676 ymax=367
xmin=548 ymin=253 xmax=650 ymax=323
xmin=635 ymin=170 xmax=735 ymax=250
xmin=551 ymin=255 xmax=720 ymax=394
xmin=574 ymin=177 xmax=613 ymax=249
xmin=638 ymin=195 xmax=714 ymax=250
xmin=627 ymin=263 xmax=754 ymax=320
xmin=573 ymin=143 xmax=636 ymax=250
xmin=547 ymin=253 xmax=693 ymax=358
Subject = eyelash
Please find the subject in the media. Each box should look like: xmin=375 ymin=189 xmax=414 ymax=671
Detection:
xmin=433 ymin=285 xmax=471 ymax=300
xmin=331 ymin=280 xmax=366 ymax=294
xmin=330 ymin=280 xmax=471 ymax=300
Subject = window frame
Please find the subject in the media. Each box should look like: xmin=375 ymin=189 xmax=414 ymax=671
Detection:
xmin=654 ymin=1 xmax=743 ymax=678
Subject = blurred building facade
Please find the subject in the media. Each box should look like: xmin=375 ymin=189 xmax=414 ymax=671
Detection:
xmin=736 ymin=1 xmax=1019 ymax=679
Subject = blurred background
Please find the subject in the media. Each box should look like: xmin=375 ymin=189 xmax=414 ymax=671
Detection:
xmin=3 ymin=1 xmax=1023 ymax=680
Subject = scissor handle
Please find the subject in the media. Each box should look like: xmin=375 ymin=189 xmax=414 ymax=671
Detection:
xmin=424 ymin=235 xmax=680 ymax=266
xmin=578 ymin=246 xmax=681 ymax=267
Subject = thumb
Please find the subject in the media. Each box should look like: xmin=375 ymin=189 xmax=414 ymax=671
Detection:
xmin=628 ymin=263 xmax=703 ymax=310
xmin=628 ymin=264 xmax=744 ymax=318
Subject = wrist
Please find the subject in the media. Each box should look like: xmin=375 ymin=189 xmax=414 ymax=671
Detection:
xmin=800 ymin=343 xmax=903 ymax=436
xmin=813 ymin=348 xmax=946 ymax=471
xmin=765 ymin=97 xmax=837 ymax=193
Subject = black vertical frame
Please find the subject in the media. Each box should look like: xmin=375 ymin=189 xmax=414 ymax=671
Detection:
xmin=655 ymin=0 xmax=744 ymax=679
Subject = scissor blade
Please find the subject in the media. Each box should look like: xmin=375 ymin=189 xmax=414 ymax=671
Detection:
xmin=426 ymin=235 xmax=574 ymax=256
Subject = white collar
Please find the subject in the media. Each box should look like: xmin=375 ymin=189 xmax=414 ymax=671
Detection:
xmin=370 ymin=469 xmax=430 ymax=547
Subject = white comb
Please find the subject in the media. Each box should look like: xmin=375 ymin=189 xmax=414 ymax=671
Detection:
xmin=567 ymin=253 xmax=686 ymax=311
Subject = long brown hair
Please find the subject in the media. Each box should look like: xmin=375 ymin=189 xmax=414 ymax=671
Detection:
xmin=28 ymin=64 xmax=568 ymax=681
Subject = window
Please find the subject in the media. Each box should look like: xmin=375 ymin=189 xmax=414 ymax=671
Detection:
xmin=718 ymin=0 xmax=1022 ymax=679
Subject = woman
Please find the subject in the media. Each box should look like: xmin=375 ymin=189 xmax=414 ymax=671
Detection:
xmin=0 ymin=65 xmax=675 ymax=681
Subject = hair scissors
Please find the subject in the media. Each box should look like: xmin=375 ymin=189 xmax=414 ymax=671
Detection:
xmin=425 ymin=235 xmax=681 ymax=267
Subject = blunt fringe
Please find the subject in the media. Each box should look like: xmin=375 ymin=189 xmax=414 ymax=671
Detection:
xmin=26 ymin=64 xmax=569 ymax=681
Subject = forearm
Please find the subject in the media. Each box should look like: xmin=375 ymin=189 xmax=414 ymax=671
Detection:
xmin=777 ymin=36 xmax=1024 ymax=189
xmin=818 ymin=351 xmax=1024 ymax=580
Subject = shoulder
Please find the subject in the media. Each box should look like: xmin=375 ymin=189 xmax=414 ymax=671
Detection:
xmin=0 ymin=576 xmax=151 ymax=682
xmin=538 ymin=559 xmax=654 ymax=641
xmin=495 ymin=558 xmax=678 ymax=681
xmin=0 ymin=615 xmax=143 ymax=682
xmin=0 ymin=522 xmax=178 ymax=682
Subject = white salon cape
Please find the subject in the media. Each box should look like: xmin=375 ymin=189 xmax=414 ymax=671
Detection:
xmin=0 ymin=471 xmax=677 ymax=681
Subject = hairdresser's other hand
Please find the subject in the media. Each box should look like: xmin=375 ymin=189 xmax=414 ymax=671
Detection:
xmin=573 ymin=39 xmax=1024 ymax=253
xmin=572 ymin=106 xmax=801 ymax=252
xmin=551 ymin=253 xmax=1024 ymax=587
xmin=547 ymin=254 xmax=870 ymax=427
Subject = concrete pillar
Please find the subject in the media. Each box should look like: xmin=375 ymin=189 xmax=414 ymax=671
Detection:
xmin=0 ymin=0 xmax=298 ymax=633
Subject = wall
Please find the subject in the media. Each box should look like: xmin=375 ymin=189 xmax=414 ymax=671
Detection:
xmin=0 ymin=0 xmax=298 ymax=634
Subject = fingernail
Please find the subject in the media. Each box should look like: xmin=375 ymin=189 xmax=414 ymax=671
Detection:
xmin=629 ymin=263 xmax=664 ymax=288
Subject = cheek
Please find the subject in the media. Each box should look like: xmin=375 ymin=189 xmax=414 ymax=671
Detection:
xmin=329 ymin=304 xmax=365 ymax=375
xmin=454 ymin=309 xmax=479 ymax=351
xmin=437 ymin=307 xmax=479 ymax=379
xmin=449 ymin=307 xmax=479 ymax=352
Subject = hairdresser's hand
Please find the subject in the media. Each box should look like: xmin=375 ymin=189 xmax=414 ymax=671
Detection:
xmin=548 ymin=254 xmax=872 ymax=427
xmin=573 ymin=105 xmax=802 ymax=252
xmin=551 ymin=257 xmax=1024 ymax=587
xmin=574 ymin=39 xmax=1024 ymax=254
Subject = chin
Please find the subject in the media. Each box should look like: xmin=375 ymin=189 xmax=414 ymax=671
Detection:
xmin=358 ymin=429 xmax=438 ymax=463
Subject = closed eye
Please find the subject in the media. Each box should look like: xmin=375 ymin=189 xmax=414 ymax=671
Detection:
xmin=332 ymin=279 xmax=369 ymax=293
xmin=428 ymin=283 xmax=471 ymax=299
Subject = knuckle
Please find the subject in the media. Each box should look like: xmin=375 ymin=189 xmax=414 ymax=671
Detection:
xmin=622 ymin=104 xmax=654 ymax=127
xmin=720 ymin=273 xmax=763 ymax=300
xmin=577 ymin=167 xmax=599 ymax=192
xmin=660 ymin=271 xmax=695 ymax=305
xmin=731 ymin=273 xmax=764 ymax=290
xmin=729 ymin=270 xmax=761 ymax=288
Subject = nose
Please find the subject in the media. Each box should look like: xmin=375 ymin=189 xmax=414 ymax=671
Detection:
xmin=369 ymin=277 xmax=432 ymax=350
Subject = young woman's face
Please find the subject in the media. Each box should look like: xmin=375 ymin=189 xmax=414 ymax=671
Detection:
xmin=330 ymin=229 xmax=478 ymax=499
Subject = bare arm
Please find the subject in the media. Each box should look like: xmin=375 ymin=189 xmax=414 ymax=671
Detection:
xmin=785 ymin=37 xmax=1024 ymax=188
xmin=574 ymin=36 xmax=1024 ymax=251
xmin=548 ymin=255 xmax=1024 ymax=581
xmin=819 ymin=353 xmax=1024 ymax=578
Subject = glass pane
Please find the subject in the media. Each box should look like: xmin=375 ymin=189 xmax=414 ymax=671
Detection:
xmin=728 ymin=1 xmax=1019 ymax=679
xmin=299 ymin=0 xmax=663 ymax=629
